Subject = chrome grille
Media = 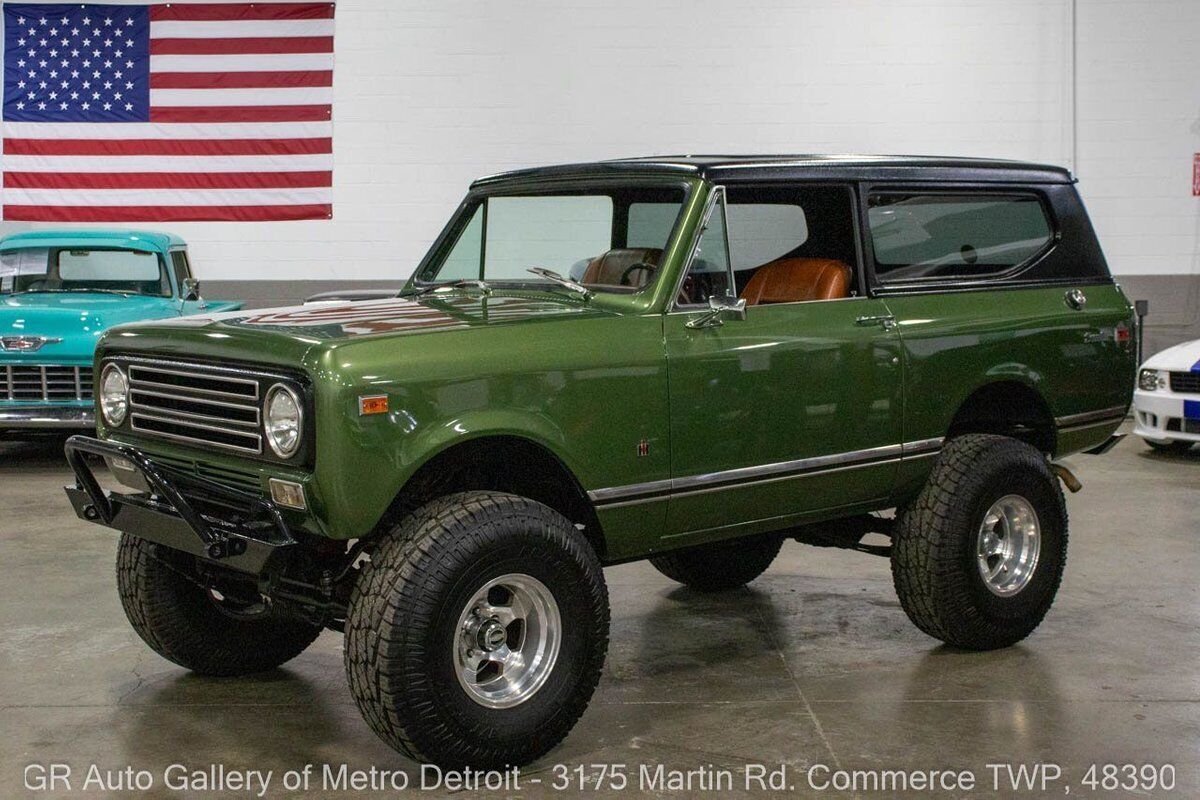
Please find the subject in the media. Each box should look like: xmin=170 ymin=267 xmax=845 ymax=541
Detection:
xmin=127 ymin=362 xmax=263 ymax=454
xmin=0 ymin=365 xmax=93 ymax=401
xmin=1169 ymin=371 xmax=1200 ymax=395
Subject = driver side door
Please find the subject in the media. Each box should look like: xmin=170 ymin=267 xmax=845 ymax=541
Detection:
xmin=662 ymin=185 xmax=905 ymax=543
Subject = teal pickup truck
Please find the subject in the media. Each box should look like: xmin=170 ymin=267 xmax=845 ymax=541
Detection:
xmin=0 ymin=230 xmax=241 ymax=433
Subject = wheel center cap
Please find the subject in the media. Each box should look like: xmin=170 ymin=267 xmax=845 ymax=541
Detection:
xmin=476 ymin=618 xmax=506 ymax=651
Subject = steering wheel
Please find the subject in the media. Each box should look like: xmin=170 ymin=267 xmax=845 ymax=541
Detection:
xmin=619 ymin=262 xmax=657 ymax=287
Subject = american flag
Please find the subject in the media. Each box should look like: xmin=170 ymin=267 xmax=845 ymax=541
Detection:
xmin=1 ymin=1 xmax=333 ymax=221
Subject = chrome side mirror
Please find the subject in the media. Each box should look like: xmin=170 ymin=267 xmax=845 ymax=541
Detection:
xmin=182 ymin=278 xmax=201 ymax=302
xmin=686 ymin=294 xmax=747 ymax=329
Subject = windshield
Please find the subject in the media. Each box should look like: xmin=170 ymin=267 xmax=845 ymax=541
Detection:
xmin=416 ymin=182 xmax=689 ymax=294
xmin=0 ymin=247 xmax=170 ymax=296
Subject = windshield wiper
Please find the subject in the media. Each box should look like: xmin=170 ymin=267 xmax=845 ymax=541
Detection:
xmin=406 ymin=279 xmax=492 ymax=298
xmin=526 ymin=267 xmax=593 ymax=300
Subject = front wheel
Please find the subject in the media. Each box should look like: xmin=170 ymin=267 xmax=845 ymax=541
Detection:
xmin=891 ymin=434 xmax=1067 ymax=650
xmin=345 ymin=491 xmax=609 ymax=768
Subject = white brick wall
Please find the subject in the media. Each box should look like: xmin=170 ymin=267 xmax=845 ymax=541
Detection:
xmin=2 ymin=0 xmax=1197 ymax=289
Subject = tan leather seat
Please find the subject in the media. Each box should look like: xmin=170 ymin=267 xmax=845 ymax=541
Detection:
xmin=740 ymin=257 xmax=851 ymax=305
xmin=582 ymin=248 xmax=662 ymax=287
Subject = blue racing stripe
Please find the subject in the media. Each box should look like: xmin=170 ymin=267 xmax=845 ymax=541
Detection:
xmin=1187 ymin=400 xmax=1200 ymax=420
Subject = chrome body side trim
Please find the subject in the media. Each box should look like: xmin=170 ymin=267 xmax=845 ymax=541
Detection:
xmin=588 ymin=437 xmax=945 ymax=507
xmin=1054 ymin=405 xmax=1127 ymax=430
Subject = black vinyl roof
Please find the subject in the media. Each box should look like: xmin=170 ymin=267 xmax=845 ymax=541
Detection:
xmin=472 ymin=154 xmax=1075 ymax=188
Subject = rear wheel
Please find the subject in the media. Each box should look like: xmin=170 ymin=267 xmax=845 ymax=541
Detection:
xmin=891 ymin=434 xmax=1067 ymax=650
xmin=345 ymin=491 xmax=609 ymax=768
xmin=116 ymin=535 xmax=322 ymax=676
xmin=1146 ymin=438 xmax=1193 ymax=454
xmin=650 ymin=534 xmax=782 ymax=592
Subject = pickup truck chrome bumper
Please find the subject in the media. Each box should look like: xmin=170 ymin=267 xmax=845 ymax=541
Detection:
xmin=63 ymin=435 xmax=295 ymax=575
xmin=0 ymin=405 xmax=94 ymax=428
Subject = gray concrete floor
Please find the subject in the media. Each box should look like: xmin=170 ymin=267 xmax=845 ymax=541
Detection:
xmin=1 ymin=426 xmax=1198 ymax=798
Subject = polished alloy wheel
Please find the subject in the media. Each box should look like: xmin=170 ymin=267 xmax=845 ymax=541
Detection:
xmin=976 ymin=494 xmax=1041 ymax=596
xmin=454 ymin=573 xmax=561 ymax=709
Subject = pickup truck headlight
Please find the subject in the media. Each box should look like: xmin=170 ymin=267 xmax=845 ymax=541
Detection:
xmin=99 ymin=365 xmax=128 ymax=426
xmin=264 ymin=384 xmax=302 ymax=458
xmin=1138 ymin=369 xmax=1166 ymax=392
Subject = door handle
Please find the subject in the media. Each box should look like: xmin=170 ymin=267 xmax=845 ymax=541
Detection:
xmin=1065 ymin=289 xmax=1087 ymax=310
xmin=856 ymin=314 xmax=897 ymax=330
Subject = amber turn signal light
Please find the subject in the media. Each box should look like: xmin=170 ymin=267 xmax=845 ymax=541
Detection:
xmin=359 ymin=395 xmax=389 ymax=415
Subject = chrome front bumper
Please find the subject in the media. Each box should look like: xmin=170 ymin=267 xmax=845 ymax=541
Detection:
xmin=0 ymin=405 xmax=95 ymax=429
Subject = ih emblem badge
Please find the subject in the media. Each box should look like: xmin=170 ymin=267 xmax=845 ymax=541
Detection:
xmin=637 ymin=438 xmax=650 ymax=457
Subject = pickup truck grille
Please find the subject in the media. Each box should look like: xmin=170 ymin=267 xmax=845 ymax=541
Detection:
xmin=1169 ymin=371 xmax=1200 ymax=395
xmin=127 ymin=362 xmax=263 ymax=454
xmin=1 ymin=365 xmax=93 ymax=401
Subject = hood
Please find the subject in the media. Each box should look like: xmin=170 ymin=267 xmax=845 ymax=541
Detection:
xmin=94 ymin=293 xmax=614 ymax=371
xmin=140 ymin=294 xmax=611 ymax=341
xmin=0 ymin=292 xmax=180 ymax=361
xmin=1143 ymin=338 xmax=1200 ymax=371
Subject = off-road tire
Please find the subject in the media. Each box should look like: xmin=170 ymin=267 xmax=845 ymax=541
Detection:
xmin=345 ymin=491 xmax=609 ymax=768
xmin=649 ymin=534 xmax=783 ymax=592
xmin=116 ymin=535 xmax=322 ymax=676
xmin=1146 ymin=438 xmax=1193 ymax=454
xmin=891 ymin=434 xmax=1068 ymax=650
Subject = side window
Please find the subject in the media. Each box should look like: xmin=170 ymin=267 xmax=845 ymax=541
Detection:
xmin=726 ymin=204 xmax=808 ymax=270
xmin=0 ymin=247 xmax=49 ymax=292
xmin=713 ymin=184 xmax=858 ymax=305
xmin=867 ymin=193 xmax=1053 ymax=282
xmin=678 ymin=188 xmax=734 ymax=305
xmin=169 ymin=250 xmax=192 ymax=289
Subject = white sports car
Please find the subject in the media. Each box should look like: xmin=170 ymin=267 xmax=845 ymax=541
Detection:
xmin=1133 ymin=338 xmax=1200 ymax=452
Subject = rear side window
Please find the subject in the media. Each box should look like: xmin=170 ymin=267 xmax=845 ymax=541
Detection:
xmin=867 ymin=193 xmax=1053 ymax=282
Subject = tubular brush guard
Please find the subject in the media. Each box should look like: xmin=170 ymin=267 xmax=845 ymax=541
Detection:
xmin=63 ymin=435 xmax=295 ymax=575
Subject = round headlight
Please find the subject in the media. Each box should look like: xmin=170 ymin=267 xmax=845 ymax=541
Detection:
xmin=1138 ymin=368 xmax=1164 ymax=392
xmin=264 ymin=384 xmax=302 ymax=458
xmin=99 ymin=365 xmax=128 ymax=427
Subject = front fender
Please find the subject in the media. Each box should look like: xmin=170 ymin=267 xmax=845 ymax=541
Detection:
xmin=312 ymin=406 xmax=592 ymax=541
xmin=305 ymin=315 xmax=669 ymax=540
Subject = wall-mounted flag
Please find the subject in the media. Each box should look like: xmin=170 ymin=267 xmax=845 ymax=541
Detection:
xmin=1 ymin=2 xmax=333 ymax=221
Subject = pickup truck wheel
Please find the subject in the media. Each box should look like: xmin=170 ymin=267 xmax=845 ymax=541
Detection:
xmin=345 ymin=491 xmax=609 ymax=768
xmin=891 ymin=434 xmax=1067 ymax=650
xmin=649 ymin=534 xmax=782 ymax=592
xmin=116 ymin=535 xmax=322 ymax=676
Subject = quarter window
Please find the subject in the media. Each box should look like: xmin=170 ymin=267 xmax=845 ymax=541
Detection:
xmin=678 ymin=189 xmax=735 ymax=304
xmin=867 ymin=193 xmax=1053 ymax=282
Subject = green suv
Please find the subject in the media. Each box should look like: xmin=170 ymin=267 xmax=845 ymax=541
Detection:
xmin=65 ymin=156 xmax=1135 ymax=768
